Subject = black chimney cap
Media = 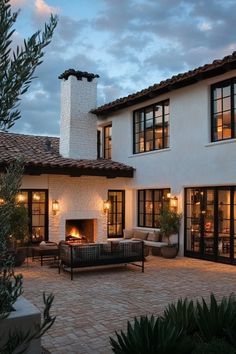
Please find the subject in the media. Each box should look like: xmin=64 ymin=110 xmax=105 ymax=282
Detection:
xmin=58 ymin=69 xmax=99 ymax=82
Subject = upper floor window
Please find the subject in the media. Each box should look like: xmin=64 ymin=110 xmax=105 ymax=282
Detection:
xmin=138 ymin=188 xmax=170 ymax=228
xmin=211 ymin=78 xmax=236 ymax=142
xmin=104 ymin=125 xmax=112 ymax=159
xmin=133 ymin=100 xmax=169 ymax=154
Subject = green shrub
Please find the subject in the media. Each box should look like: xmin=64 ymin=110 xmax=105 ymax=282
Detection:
xmin=162 ymin=297 xmax=197 ymax=336
xmin=110 ymin=294 xmax=236 ymax=354
xmin=110 ymin=315 xmax=193 ymax=354
xmin=196 ymin=293 xmax=236 ymax=342
xmin=192 ymin=339 xmax=236 ymax=354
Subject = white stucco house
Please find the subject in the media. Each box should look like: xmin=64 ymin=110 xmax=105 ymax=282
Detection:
xmin=1 ymin=51 xmax=236 ymax=265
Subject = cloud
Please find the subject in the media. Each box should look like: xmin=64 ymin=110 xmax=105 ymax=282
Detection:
xmin=34 ymin=0 xmax=58 ymax=18
xmin=10 ymin=0 xmax=236 ymax=137
xmin=10 ymin=0 xmax=27 ymax=6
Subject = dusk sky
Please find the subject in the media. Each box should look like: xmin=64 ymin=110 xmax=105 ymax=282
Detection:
xmin=10 ymin=0 xmax=236 ymax=136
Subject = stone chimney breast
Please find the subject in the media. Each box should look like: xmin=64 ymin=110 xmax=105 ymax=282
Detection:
xmin=59 ymin=69 xmax=99 ymax=160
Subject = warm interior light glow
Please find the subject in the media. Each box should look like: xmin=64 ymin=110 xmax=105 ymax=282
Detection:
xmin=103 ymin=200 xmax=111 ymax=213
xmin=0 ymin=198 xmax=5 ymax=205
xmin=52 ymin=200 xmax=59 ymax=215
xmin=18 ymin=193 xmax=25 ymax=203
xmin=33 ymin=193 xmax=40 ymax=201
xmin=170 ymin=196 xmax=178 ymax=209
xmin=167 ymin=192 xmax=171 ymax=199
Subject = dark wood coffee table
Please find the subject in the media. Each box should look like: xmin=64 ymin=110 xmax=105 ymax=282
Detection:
xmin=32 ymin=246 xmax=59 ymax=266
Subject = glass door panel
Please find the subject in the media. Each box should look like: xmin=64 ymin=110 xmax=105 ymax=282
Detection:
xmin=108 ymin=190 xmax=125 ymax=238
xmin=185 ymin=187 xmax=235 ymax=263
xmin=203 ymin=189 xmax=214 ymax=257
xmin=218 ymin=190 xmax=231 ymax=259
xmin=234 ymin=190 xmax=236 ymax=260
xmin=185 ymin=188 xmax=202 ymax=253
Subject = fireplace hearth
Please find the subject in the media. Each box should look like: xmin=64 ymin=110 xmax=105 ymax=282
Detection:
xmin=65 ymin=219 xmax=96 ymax=243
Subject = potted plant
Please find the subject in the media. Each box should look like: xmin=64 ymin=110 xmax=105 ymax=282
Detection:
xmin=159 ymin=207 xmax=182 ymax=258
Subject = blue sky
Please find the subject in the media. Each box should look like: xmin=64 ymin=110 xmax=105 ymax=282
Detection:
xmin=9 ymin=0 xmax=236 ymax=136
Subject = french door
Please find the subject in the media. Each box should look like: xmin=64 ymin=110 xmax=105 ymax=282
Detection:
xmin=107 ymin=190 xmax=125 ymax=238
xmin=185 ymin=187 xmax=236 ymax=264
xmin=18 ymin=190 xmax=48 ymax=243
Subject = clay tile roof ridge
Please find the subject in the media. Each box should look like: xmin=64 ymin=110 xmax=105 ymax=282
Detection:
xmin=92 ymin=51 xmax=236 ymax=114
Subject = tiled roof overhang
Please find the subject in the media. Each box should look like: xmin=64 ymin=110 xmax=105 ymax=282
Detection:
xmin=0 ymin=133 xmax=134 ymax=178
xmin=92 ymin=52 xmax=236 ymax=116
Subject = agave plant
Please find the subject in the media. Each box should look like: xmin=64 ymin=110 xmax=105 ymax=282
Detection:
xmin=192 ymin=338 xmax=236 ymax=354
xmin=110 ymin=315 xmax=193 ymax=354
xmin=162 ymin=297 xmax=197 ymax=336
xmin=195 ymin=293 xmax=236 ymax=343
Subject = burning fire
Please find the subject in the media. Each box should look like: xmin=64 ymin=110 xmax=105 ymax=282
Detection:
xmin=68 ymin=227 xmax=81 ymax=239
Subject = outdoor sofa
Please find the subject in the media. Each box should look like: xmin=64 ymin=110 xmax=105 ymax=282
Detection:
xmin=122 ymin=230 xmax=179 ymax=255
xmin=58 ymin=240 xmax=144 ymax=280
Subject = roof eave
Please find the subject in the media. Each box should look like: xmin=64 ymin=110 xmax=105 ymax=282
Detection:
xmin=92 ymin=60 xmax=236 ymax=116
xmin=0 ymin=163 xmax=134 ymax=178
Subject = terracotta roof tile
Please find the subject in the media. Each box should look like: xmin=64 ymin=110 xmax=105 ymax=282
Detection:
xmin=92 ymin=51 xmax=236 ymax=115
xmin=0 ymin=132 xmax=134 ymax=178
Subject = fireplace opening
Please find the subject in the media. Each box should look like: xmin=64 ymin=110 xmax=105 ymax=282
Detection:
xmin=65 ymin=219 xmax=96 ymax=243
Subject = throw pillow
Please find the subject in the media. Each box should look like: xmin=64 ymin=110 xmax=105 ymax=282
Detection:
xmin=133 ymin=230 xmax=148 ymax=240
xmin=123 ymin=230 xmax=134 ymax=239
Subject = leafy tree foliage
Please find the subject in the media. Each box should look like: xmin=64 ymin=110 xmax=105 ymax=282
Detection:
xmin=0 ymin=0 xmax=57 ymax=131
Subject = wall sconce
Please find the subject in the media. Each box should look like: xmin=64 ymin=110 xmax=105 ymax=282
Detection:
xmin=103 ymin=200 xmax=111 ymax=214
xmin=52 ymin=200 xmax=60 ymax=215
xmin=17 ymin=192 xmax=25 ymax=203
xmin=0 ymin=198 xmax=5 ymax=205
xmin=170 ymin=196 xmax=178 ymax=210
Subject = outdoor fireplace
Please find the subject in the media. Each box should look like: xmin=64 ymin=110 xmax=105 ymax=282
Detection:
xmin=65 ymin=219 xmax=96 ymax=243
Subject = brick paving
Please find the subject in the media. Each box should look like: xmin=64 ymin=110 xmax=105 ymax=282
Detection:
xmin=19 ymin=256 xmax=236 ymax=354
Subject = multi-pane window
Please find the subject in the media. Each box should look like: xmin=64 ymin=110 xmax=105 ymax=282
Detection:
xmin=104 ymin=125 xmax=112 ymax=159
xmin=107 ymin=190 xmax=125 ymax=238
xmin=211 ymin=78 xmax=236 ymax=141
xmin=17 ymin=190 xmax=48 ymax=243
xmin=133 ymin=100 xmax=169 ymax=154
xmin=138 ymin=189 xmax=170 ymax=228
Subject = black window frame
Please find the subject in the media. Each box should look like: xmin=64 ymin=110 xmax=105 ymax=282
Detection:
xmin=133 ymin=99 xmax=169 ymax=154
xmin=211 ymin=77 xmax=236 ymax=142
xmin=184 ymin=186 xmax=236 ymax=265
xmin=107 ymin=190 xmax=125 ymax=238
xmin=138 ymin=188 xmax=170 ymax=228
xmin=104 ymin=124 xmax=112 ymax=159
xmin=19 ymin=189 xmax=48 ymax=243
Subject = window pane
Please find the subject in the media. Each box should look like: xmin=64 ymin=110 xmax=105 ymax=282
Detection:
xmin=138 ymin=189 xmax=170 ymax=228
xmin=212 ymin=79 xmax=234 ymax=142
xmin=214 ymin=99 xmax=222 ymax=113
xmin=222 ymin=97 xmax=231 ymax=111
xmin=154 ymin=104 xmax=163 ymax=117
xmin=213 ymin=87 xmax=222 ymax=100
xmin=145 ymin=107 xmax=153 ymax=120
xmin=134 ymin=100 xmax=169 ymax=153
xmin=223 ymin=85 xmax=230 ymax=97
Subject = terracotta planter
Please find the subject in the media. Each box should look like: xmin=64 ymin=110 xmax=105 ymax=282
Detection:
xmin=161 ymin=245 xmax=178 ymax=259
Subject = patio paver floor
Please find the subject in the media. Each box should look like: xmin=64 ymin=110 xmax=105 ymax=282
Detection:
xmin=19 ymin=256 xmax=236 ymax=354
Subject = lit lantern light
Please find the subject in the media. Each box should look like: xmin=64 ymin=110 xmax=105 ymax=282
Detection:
xmin=52 ymin=200 xmax=60 ymax=215
xmin=170 ymin=196 xmax=178 ymax=210
xmin=0 ymin=198 xmax=5 ymax=205
xmin=103 ymin=200 xmax=111 ymax=214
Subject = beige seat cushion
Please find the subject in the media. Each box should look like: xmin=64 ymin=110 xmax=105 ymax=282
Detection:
xmin=123 ymin=230 xmax=134 ymax=239
xmin=147 ymin=231 xmax=161 ymax=242
xmin=133 ymin=230 xmax=148 ymax=240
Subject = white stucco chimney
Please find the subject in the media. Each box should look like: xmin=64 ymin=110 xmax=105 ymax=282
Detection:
xmin=59 ymin=69 xmax=99 ymax=160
